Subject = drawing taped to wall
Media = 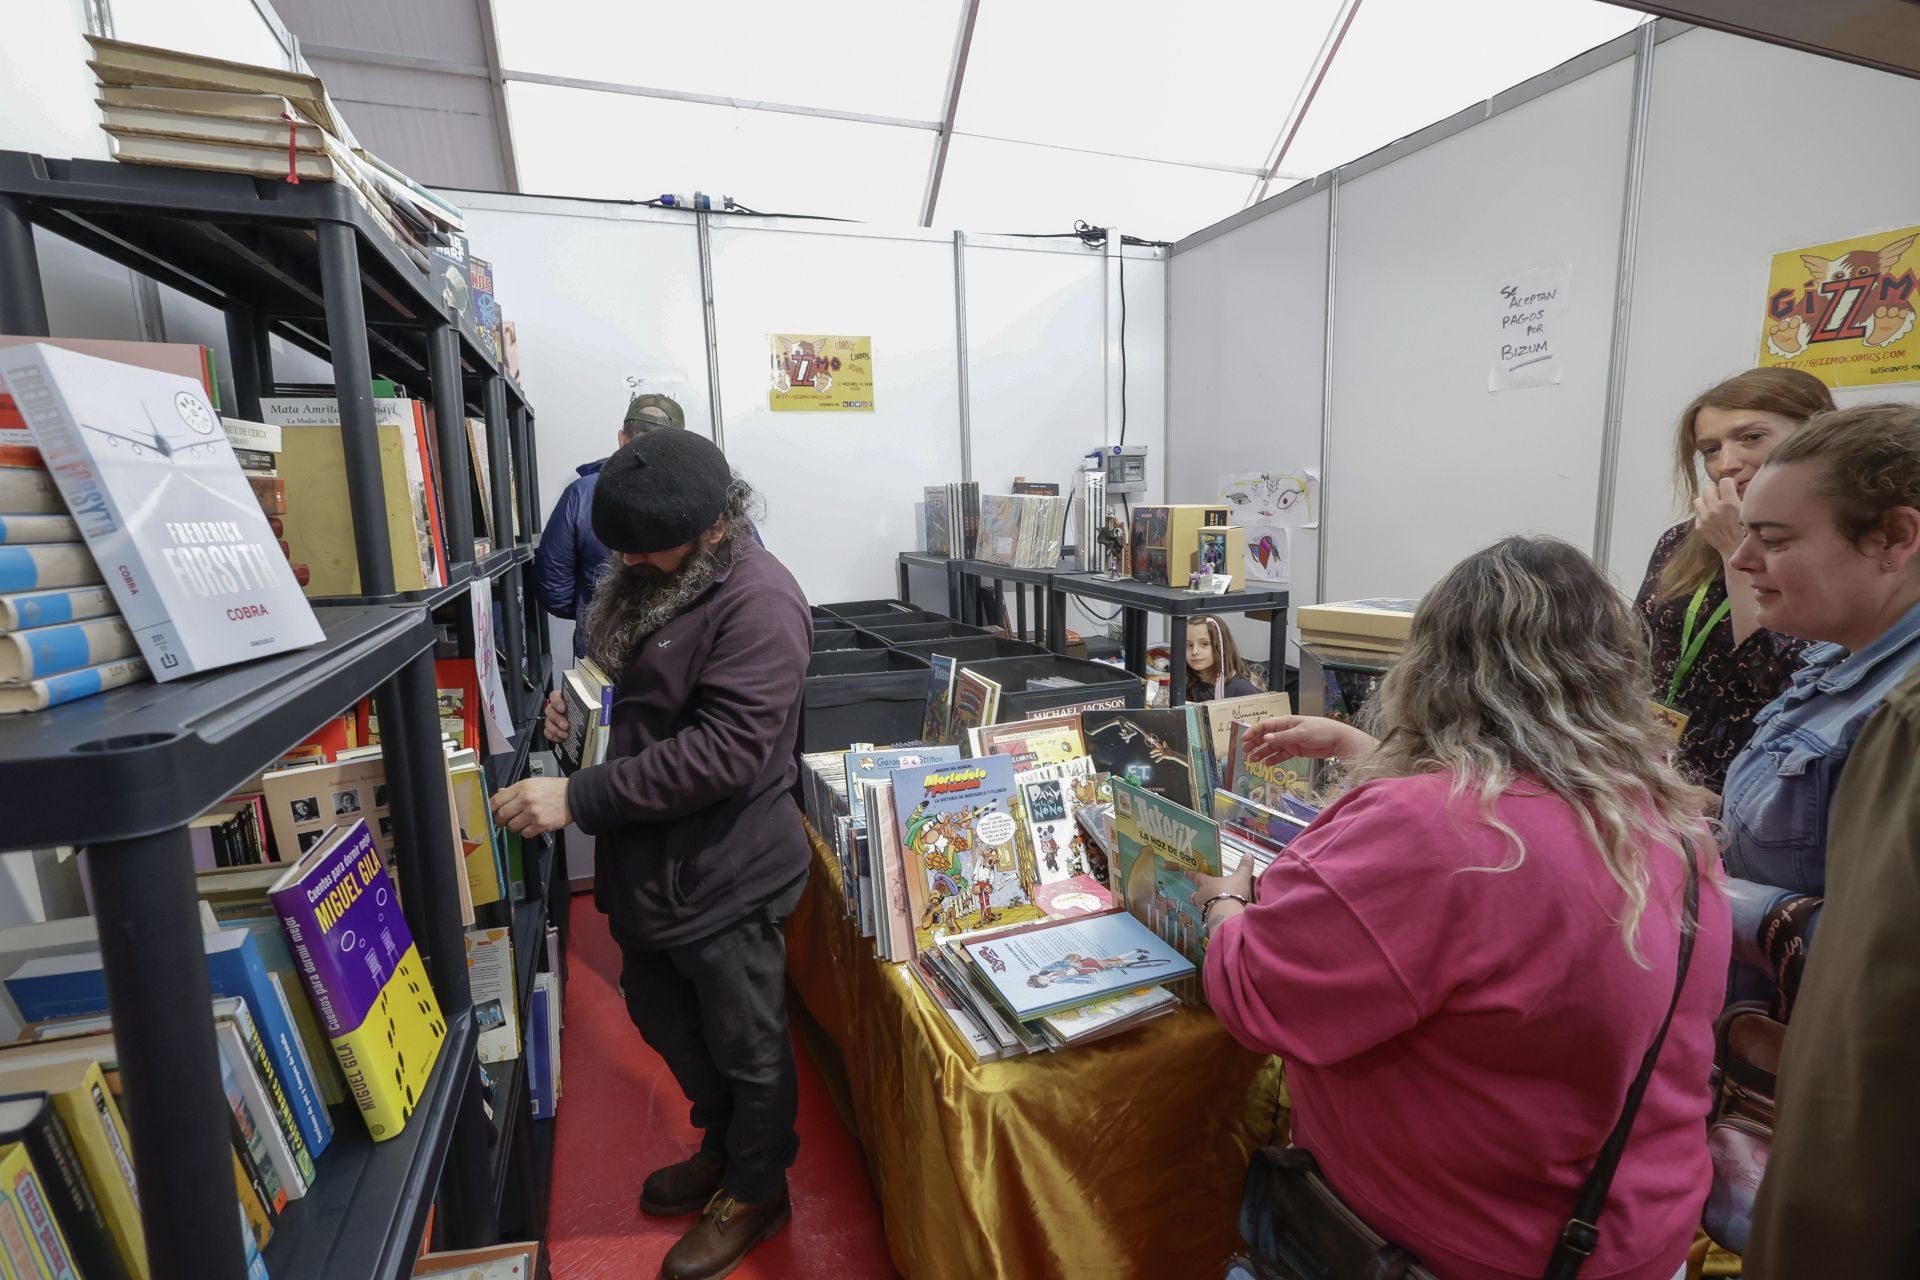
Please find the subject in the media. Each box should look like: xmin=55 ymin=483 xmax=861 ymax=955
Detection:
xmin=1219 ymin=470 xmax=1316 ymax=585
xmin=1759 ymin=225 xmax=1920 ymax=388
xmin=768 ymin=334 xmax=874 ymax=411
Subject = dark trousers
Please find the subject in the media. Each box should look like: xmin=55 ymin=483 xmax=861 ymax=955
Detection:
xmin=618 ymin=874 xmax=807 ymax=1204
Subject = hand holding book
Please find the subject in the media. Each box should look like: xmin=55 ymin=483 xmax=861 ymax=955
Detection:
xmin=1187 ymin=856 xmax=1256 ymax=931
xmin=492 ymin=775 xmax=571 ymax=837
xmin=543 ymin=689 xmax=571 ymax=744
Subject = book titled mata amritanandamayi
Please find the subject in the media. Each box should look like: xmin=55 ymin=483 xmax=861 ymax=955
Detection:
xmin=0 ymin=344 xmax=322 ymax=680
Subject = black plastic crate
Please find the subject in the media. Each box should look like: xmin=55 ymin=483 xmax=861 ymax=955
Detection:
xmin=800 ymin=670 xmax=931 ymax=753
xmin=860 ymin=620 xmax=994 ymax=644
xmin=819 ymin=599 xmax=920 ymax=619
xmin=957 ymin=654 xmax=1144 ymax=721
xmin=807 ymin=649 xmax=931 ymax=678
xmin=889 ymin=636 xmax=1048 ymax=664
xmin=810 ymin=627 xmax=890 ymax=653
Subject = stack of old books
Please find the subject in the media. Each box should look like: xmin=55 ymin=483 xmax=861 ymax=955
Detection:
xmin=85 ymin=36 xmax=464 ymax=272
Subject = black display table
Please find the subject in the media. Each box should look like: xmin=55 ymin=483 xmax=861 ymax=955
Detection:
xmin=1049 ymin=574 xmax=1290 ymax=706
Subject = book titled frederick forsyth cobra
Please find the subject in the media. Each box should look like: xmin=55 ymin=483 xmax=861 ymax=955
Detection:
xmin=0 ymin=345 xmax=322 ymax=681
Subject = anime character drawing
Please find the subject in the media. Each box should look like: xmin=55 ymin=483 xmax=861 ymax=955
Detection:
xmin=1038 ymin=825 xmax=1061 ymax=875
xmin=1025 ymin=948 xmax=1173 ymax=988
xmin=1767 ymin=233 xmax=1919 ymax=357
xmin=1067 ymin=834 xmax=1089 ymax=879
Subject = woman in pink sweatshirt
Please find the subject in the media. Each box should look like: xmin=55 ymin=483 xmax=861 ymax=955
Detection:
xmin=1192 ymin=536 xmax=1730 ymax=1280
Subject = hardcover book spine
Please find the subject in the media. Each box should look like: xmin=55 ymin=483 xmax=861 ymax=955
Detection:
xmin=0 ymin=359 xmax=158 ymax=637
xmin=0 ymin=546 xmax=101 ymax=595
xmin=0 ymin=657 xmax=148 ymax=713
xmin=0 ymin=587 xmax=117 ymax=633
xmin=0 ymin=516 xmax=78 ymax=546
xmin=0 ymin=617 xmax=136 ymax=684
xmin=0 ymin=469 xmax=61 ymax=515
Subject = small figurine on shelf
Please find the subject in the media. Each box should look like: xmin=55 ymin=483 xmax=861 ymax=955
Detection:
xmin=1097 ymin=515 xmax=1128 ymax=579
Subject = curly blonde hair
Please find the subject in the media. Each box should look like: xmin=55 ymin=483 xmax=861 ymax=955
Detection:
xmin=1350 ymin=536 xmax=1713 ymax=961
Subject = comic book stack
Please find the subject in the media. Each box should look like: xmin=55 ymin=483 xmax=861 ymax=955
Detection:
xmin=795 ymin=684 xmax=1331 ymax=1063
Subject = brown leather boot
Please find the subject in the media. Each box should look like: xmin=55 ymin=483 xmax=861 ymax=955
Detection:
xmin=638 ymin=1152 xmax=726 ymax=1217
xmin=658 ymin=1189 xmax=793 ymax=1280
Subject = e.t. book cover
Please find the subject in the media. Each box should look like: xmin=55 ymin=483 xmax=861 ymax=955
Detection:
xmin=0 ymin=344 xmax=322 ymax=680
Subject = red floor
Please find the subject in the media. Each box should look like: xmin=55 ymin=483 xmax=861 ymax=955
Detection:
xmin=547 ymin=893 xmax=899 ymax=1280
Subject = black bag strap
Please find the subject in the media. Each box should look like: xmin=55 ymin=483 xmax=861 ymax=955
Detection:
xmin=1542 ymin=844 xmax=1701 ymax=1280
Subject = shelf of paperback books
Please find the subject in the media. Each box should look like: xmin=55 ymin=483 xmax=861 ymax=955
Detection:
xmin=0 ymin=151 xmax=543 ymax=613
xmin=0 ymin=604 xmax=431 ymax=847
xmin=261 ymin=1012 xmax=477 ymax=1280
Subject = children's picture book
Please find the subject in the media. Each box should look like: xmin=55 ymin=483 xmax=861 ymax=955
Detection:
xmin=1191 ymin=690 xmax=1293 ymax=796
xmin=1211 ymin=789 xmax=1312 ymax=850
xmin=1083 ymin=708 xmax=1198 ymax=809
xmin=1224 ymin=731 xmax=1318 ymax=811
xmin=973 ymin=715 xmax=1087 ymax=772
xmin=959 ymin=911 xmax=1193 ymax=1023
xmin=1017 ymin=776 xmax=1081 ymax=885
xmin=843 ymin=746 xmax=961 ymax=822
xmin=920 ymin=654 xmax=959 ymax=744
xmin=1111 ymin=778 xmax=1221 ymax=984
xmin=0 ymin=344 xmax=322 ymax=680
xmin=1031 ymin=874 xmax=1115 ymax=919
xmin=891 ymin=756 xmax=1043 ymax=948
xmin=269 ymin=820 xmax=447 ymax=1141
xmin=414 ymin=1242 xmax=540 ymax=1280
xmin=949 ymin=669 xmax=1002 ymax=742
xmin=1038 ymin=983 xmax=1180 ymax=1046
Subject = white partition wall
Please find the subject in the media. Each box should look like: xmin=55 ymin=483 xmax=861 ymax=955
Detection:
xmin=1167 ymin=21 xmax=1920 ymax=609
xmin=1324 ymin=53 xmax=1635 ymax=600
xmin=707 ymin=224 xmax=965 ymax=603
xmin=1167 ymin=184 xmax=1331 ymax=665
xmin=1605 ymin=28 xmax=1920 ymax=581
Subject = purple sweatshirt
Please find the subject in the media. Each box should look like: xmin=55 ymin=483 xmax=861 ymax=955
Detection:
xmin=567 ymin=540 xmax=813 ymax=947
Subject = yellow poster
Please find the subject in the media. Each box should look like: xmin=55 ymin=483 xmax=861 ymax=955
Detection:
xmin=768 ymin=334 xmax=874 ymax=412
xmin=1759 ymin=225 xmax=1920 ymax=388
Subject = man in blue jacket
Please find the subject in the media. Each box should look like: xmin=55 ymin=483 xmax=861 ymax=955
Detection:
xmin=536 ymin=393 xmax=682 ymax=656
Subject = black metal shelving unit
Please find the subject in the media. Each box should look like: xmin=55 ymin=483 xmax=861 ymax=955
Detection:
xmin=0 ymin=151 xmax=558 ymax=1280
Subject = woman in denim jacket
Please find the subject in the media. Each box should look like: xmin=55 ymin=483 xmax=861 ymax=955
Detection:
xmin=1719 ymin=403 xmax=1920 ymax=1013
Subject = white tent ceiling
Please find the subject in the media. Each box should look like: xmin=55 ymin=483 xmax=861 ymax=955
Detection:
xmin=490 ymin=0 xmax=1646 ymax=241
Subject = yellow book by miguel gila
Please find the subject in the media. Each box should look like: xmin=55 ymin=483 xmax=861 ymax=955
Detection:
xmin=270 ymin=820 xmax=446 ymax=1141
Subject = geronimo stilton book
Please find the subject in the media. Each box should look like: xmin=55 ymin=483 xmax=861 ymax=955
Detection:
xmin=891 ymin=756 xmax=1046 ymax=951
xmin=270 ymin=820 xmax=446 ymax=1141
xmin=0 ymin=344 xmax=322 ymax=680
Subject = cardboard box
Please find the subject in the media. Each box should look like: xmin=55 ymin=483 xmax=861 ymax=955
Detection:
xmin=1296 ymin=598 xmax=1420 ymax=650
xmin=1129 ymin=504 xmax=1229 ymax=587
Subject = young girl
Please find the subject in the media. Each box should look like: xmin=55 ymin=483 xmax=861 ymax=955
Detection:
xmin=1186 ymin=616 xmax=1260 ymax=702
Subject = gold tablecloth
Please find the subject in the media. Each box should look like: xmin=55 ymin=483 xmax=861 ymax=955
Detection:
xmin=789 ymin=825 xmax=1283 ymax=1280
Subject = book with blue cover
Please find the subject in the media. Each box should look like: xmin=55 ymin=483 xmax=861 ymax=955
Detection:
xmin=843 ymin=746 xmax=961 ymax=823
xmin=959 ymin=911 xmax=1192 ymax=1022
xmin=3 ymin=928 xmax=333 ymax=1159
xmin=1111 ymin=778 xmax=1221 ymax=991
xmin=0 ymin=617 xmax=136 ymax=684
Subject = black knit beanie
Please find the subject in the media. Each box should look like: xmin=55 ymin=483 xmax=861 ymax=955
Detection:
xmin=591 ymin=429 xmax=732 ymax=553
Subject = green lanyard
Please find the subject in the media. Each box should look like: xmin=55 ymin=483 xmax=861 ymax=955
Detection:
xmin=1664 ymin=581 xmax=1734 ymax=709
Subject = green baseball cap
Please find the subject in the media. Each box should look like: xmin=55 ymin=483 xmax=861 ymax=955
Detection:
xmin=623 ymin=392 xmax=686 ymax=432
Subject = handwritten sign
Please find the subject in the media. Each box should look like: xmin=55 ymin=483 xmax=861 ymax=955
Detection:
xmin=1489 ymin=264 xmax=1571 ymax=392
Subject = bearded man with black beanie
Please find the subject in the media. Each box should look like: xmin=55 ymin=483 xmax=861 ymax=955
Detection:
xmin=492 ymin=429 xmax=811 ymax=1279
